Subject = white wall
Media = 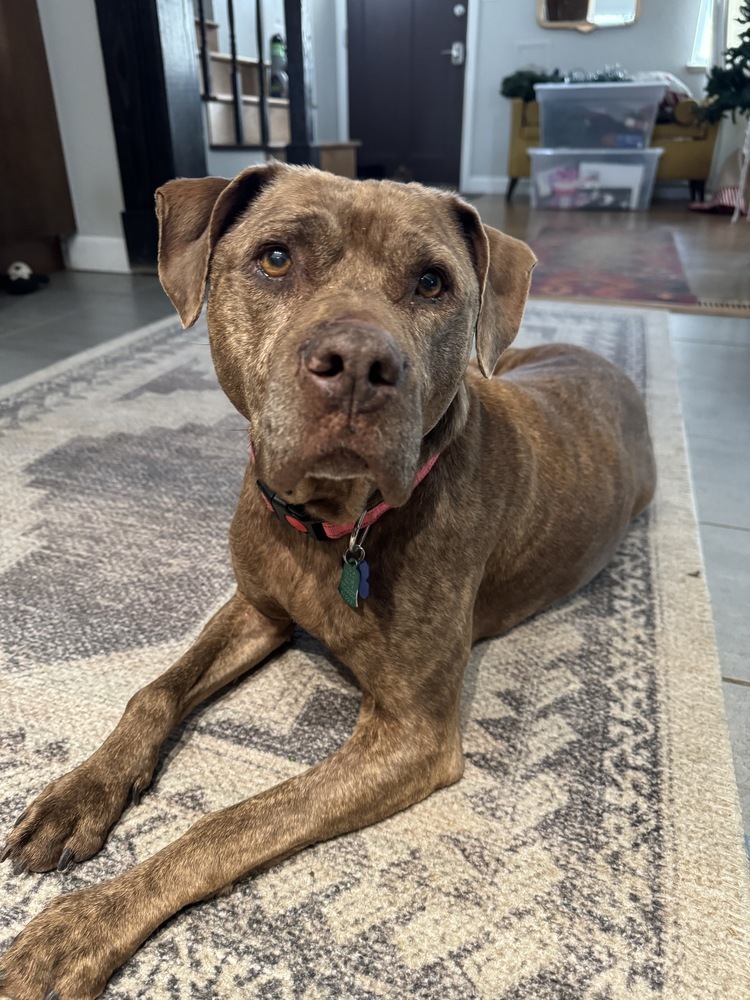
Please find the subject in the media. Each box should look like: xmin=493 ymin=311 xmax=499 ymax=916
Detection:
xmin=311 ymin=0 xmax=346 ymax=142
xmin=37 ymin=0 xmax=129 ymax=272
xmin=709 ymin=0 xmax=749 ymax=189
xmin=710 ymin=113 xmax=750 ymax=189
xmin=206 ymin=148 xmax=267 ymax=176
xmin=461 ymin=0 xmax=706 ymax=193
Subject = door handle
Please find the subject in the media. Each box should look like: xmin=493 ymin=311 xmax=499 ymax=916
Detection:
xmin=440 ymin=41 xmax=465 ymax=66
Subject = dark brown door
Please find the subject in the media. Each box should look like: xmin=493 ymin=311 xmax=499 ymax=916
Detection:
xmin=347 ymin=0 xmax=468 ymax=186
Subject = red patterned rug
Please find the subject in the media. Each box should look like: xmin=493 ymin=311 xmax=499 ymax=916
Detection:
xmin=528 ymin=223 xmax=700 ymax=308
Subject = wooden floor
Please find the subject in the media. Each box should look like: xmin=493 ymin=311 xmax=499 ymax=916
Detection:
xmin=470 ymin=195 xmax=750 ymax=305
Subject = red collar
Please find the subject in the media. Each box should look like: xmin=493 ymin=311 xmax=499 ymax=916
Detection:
xmin=255 ymin=453 xmax=440 ymax=541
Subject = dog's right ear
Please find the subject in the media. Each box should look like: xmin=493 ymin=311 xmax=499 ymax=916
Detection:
xmin=450 ymin=198 xmax=536 ymax=378
xmin=155 ymin=164 xmax=282 ymax=328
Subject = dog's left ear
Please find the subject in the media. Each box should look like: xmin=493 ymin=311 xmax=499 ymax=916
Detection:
xmin=454 ymin=202 xmax=537 ymax=377
xmin=155 ymin=163 xmax=284 ymax=328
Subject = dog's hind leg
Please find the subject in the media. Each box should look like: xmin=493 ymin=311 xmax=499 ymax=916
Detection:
xmin=2 ymin=593 xmax=291 ymax=874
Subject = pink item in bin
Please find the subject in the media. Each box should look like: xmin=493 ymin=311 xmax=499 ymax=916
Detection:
xmin=550 ymin=166 xmax=580 ymax=208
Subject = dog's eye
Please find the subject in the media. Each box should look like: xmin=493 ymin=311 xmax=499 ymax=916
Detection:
xmin=259 ymin=247 xmax=292 ymax=278
xmin=416 ymin=271 xmax=443 ymax=299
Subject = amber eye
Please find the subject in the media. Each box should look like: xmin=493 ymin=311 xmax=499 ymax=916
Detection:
xmin=416 ymin=271 xmax=443 ymax=298
xmin=259 ymin=247 xmax=292 ymax=278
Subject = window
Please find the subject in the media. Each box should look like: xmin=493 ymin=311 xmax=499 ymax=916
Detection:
xmin=727 ymin=0 xmax=744 ymax=48
xmin=691 ymin=0 xmax=714 ymax=68
xmin=691 ymin=0 xmax=744 ymax=68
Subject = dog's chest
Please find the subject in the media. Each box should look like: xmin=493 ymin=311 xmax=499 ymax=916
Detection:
xmin=243 ymin=530 xmax=377 ymax=648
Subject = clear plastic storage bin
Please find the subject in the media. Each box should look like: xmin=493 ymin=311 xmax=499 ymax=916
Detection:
xmin=528 ymin=148 xmax=663 ymax=211
xmin=534 ymin=82 xmax=667 ymax=150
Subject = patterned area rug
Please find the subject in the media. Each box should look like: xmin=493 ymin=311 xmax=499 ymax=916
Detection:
xmin=2 ymin=303 xmax=749 ymax=999
xmin=528 ymin=225 xmax=700 ymax=309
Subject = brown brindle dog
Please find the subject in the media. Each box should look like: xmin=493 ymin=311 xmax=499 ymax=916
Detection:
xmin=0 ymin=164 xmax=655 ymax=999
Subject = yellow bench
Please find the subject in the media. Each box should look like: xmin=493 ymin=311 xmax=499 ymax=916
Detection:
xmin=506 ymin=97 xmax=720 ymax=203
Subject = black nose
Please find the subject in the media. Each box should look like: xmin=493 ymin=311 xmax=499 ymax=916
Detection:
xmin=301 ymin=325 xmax=406 ymax=413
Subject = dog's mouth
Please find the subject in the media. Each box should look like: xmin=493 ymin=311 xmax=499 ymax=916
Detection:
xmin=260 ymin=435 xmax=420 ymax=511
xmin=305 ymin=448 xmax=370 ymax=481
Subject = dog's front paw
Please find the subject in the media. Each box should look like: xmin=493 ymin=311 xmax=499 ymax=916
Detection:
xmin=0 ymin=885 xmax=136 ymax=1000
xmin=2 ymin=761 xmax=142 ymax=874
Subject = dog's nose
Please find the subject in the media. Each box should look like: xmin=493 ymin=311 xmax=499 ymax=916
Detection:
xmin=301 ymin=326 xmax=406 ymax=413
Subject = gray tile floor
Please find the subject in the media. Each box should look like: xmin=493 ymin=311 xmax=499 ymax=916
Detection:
xmin=1 ymin=274 xmax=748 ymax=852
xmin=0 ymin=272 xmax=173 ymax=383
xmin=670 ymin=313 xmax=750 ymax=857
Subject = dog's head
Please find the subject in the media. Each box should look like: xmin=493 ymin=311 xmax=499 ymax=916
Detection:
xmin=156 ymin=164 xmax=535 ymax=520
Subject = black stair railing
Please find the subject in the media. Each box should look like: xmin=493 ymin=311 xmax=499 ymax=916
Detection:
xmin=225 ymin=0 xmax=244 ymax=144
xmin=283 ymin=0 xmax=317 ymax=166
xmin=195 ymin=0 xmax=212 ymax=101
xmin=195 ymin=0 xmax=312 ymax=157
xmin=254 ymin=0 xmax=269 ymax=147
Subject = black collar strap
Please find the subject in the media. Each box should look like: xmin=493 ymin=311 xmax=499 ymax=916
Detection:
xmin=256 ymin=480 xmax=336 ymax=541
xmin=256 ymin=452 xmax=440 ymax=542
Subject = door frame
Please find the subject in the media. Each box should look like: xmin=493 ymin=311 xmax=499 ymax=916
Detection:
xmin=335 ymin=0 xmax=349 ymax=142
xmin=459 ymin=0 xmax=485 ymax=194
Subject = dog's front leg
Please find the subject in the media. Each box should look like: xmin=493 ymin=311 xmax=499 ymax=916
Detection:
xmin=0 ymin=681 xmax=466 ymax=1000
xmin=2 ymin=593 xmax=291 ymax=875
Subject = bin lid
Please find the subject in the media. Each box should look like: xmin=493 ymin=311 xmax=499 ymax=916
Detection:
xmin=528 ymin=147 xmax=664 ymax=158
xmin=534 ymin=82 xmax=667 ymax=100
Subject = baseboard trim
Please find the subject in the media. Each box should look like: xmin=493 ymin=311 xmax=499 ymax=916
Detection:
xmin=462 ymin=175 xmax=535 ymax=197
xmin=63 ymin=234 xmax=130 ymax=273
xmin=460 ymin=174 xmax=512 ymax=196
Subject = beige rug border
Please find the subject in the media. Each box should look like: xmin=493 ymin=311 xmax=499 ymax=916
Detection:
xmin=523 ymin=300 xmax=750 ymax=995
xmin=636 ymin=307 xmax=750 ymax=995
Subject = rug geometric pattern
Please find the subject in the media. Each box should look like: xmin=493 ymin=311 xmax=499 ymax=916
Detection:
xmin=1 ymin=303 xmax=749 ymax=998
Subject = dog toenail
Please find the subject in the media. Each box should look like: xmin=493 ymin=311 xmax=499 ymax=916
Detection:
xmin=1 ymin=845 xmax=11 ymax=863
xmin=44 ymin=991 xmax=60 ymax=1000
xmin=57 ymin=847 xmax=75 ymax=871
xmin=131 ymin=784 xmax=142 ymax=805
xmin=11 ymin=857 xmax=27 ymax=876
xmin=13 ymin=809 xmax=28 ymax=828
